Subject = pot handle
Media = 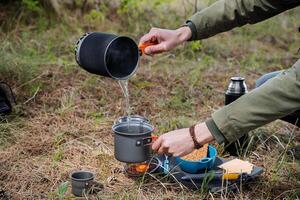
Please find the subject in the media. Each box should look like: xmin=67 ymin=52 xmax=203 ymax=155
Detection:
xmin=138 ymin=40 xmax=159 ymax=55
xmin=152 ymin=135 xmax=158 ymax=141
xmin=136 ymin=135 xmax=158 ymax=146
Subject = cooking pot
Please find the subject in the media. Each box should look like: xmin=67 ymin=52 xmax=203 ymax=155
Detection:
xmin=112 ymin=119 xmax=155 ymax=163
xmin=75 ymin=32 xmax=156 ymax=80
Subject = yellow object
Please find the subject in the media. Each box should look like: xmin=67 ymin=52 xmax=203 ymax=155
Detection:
xmin=222 ymin=173 xmax=240 ymax=180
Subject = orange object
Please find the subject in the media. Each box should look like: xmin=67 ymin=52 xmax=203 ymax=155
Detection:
xmin=135 ymin=164 xmax=149 ymax=173
xmin=181 ymin=144 xmax=209 ymax=161
xmin=138 ymin=40 xmax=158 ymax=55
xmin=151 ymin=135 xmax=158 ymax=142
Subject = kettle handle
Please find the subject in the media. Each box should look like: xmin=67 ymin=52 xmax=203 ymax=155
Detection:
xmin=138 ymin=40 xmax=159 ymax=55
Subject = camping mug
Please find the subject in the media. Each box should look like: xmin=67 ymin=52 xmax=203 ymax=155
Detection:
xmin=75 ymin=32 xmax=156 ymax=80
xmin=70 ymin=171 xmax=95 ymax=197
xmin=112 ymin=116 xmax=156 ymax=163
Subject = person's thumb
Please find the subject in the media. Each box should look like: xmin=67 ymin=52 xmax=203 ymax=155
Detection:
xmin=152 ymin=136 xmax=162 ymax=151
xmin=144 ymin=43 xmax=166 ymax=55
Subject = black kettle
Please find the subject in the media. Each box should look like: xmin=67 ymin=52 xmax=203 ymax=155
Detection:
xmin=75 ymin=32 xmax=156 ymax=80
xmin=75 ymin=32 xmax=139 ymax=80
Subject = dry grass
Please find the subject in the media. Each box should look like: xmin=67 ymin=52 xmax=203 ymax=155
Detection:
xmin=0 ymin=63 xmax=299 ymax=199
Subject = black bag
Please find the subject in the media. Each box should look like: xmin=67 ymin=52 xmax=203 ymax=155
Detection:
xmin=0 ymin=82 xmax=14 ymax=115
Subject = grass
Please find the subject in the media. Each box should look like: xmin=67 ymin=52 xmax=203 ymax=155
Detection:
xmin=0 ymin=0 xmax=300 ymax=199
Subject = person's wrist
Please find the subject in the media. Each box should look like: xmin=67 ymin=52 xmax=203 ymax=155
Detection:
xmin=176 ymin=27 xmax=192 ymax=43
xmin=194 ymin=123 xmax=214 ymax=145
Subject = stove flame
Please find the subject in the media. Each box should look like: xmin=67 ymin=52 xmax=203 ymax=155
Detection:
xmin=135 ymin=164 xmax=149 ymax=173
xmin=125 ymin=158 xmax=161 ymax=177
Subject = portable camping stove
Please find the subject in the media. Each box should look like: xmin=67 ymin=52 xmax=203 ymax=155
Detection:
xmin=124 ymin=157 xmax=162 ymax=177
xmin=124 ymin=156 xmax=263 ymax=192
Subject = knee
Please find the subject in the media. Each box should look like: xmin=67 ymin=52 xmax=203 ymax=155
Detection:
xmin=255 ymin=77 xmax=264 ymax=88
xmin=255 ymin=74 xmax=269 ymax=88
xmin=255 ymin=71 xmax=282 ymax=88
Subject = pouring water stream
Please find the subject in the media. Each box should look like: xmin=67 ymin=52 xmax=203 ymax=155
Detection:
xmin=118 ymin=80 xmax=131 ymax=129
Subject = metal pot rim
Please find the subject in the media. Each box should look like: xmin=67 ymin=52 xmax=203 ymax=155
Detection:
xmin=112 ymin=121 xmax=154 ymax=136
xmin=115 ymin=115 xmax=149 ymax=124
xmin=104 ymin=35 xmax=139 ymax=80
xmin=75 ymin=32 xmax=91 ymax=66
xmin=70 ymin=171 xmax=95 ymax=182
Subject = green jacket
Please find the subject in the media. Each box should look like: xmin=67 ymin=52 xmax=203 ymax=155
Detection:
xmin=185 ymin=0 xmax=300 ymax=144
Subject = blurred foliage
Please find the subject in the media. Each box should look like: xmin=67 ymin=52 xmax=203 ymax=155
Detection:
xmin=0 ymin=0 xmax=197 ymax=84
xmin=0 ymin=0 xmax=299 ymax=98
xmin=21 ymin=0 xmax=41 ymax=12
xmin=117 ymin=0 xmax=177 ymax=32
xmin=156 ymin=115 xmax=194 ymax=133
xmin=189 ymin=40 xmax=202 ymax=51
xmin=57 ymin=181 xmax=69 ymax=197
xmin=167 ymin=87 xmax=193 ymax=111
xmin=84 ymin=9 xmax=106 ymax=23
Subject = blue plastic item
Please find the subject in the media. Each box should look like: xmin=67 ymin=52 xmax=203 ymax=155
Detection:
xmin=163 ymin=155 xmax=169 ymax=174
xmin=175 ymin=145 xmax=217 ymax=174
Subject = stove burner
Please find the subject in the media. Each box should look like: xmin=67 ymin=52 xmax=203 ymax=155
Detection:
xmin=124 ymin=157 xmax=161 ymax=177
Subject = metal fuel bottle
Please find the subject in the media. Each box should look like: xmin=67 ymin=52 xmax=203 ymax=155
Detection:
xmin=224 ymin=77 xmax=249 ymax=156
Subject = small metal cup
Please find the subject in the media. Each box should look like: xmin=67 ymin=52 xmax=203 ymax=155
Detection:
xmin=70 ymin=171 xmax=95 ymax=197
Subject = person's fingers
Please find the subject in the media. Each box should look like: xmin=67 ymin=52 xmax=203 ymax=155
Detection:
xmin=144 ymin=43 xmax=167 ymax=55
xmin=157 ymin=146 xmax=169 ymax=155
xmin=173 ymin=151 xmax=185 ymax=157
xmin=139 ymin=27 xmax=160 ymax=45
xmin=139 ymin=33 xmax=157 ymax=45
xmin=152 ymin=136 xmax=162 ymax=151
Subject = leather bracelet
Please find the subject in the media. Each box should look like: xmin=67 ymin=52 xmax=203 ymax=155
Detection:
xmin=189 ymin=124 xmax=202 ymax=149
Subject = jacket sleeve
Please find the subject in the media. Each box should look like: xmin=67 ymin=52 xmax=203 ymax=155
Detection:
xmin=210 ymin=59 xmax=300 ymax=143
xmin=186 ymin=0 xmax=300 ymax=40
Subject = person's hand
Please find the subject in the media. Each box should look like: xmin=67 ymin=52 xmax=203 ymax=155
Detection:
xmin=139 ymin=26 xmax=192 ymax=55
xmin=152 ymin=122 xmax=215 ymax=157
